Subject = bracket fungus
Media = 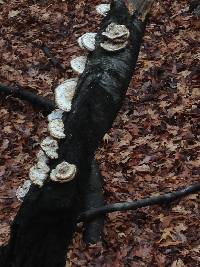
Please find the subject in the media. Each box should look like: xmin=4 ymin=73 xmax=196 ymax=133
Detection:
xmin=100 ymin=23 xmax=130 ymax=52
xmin=48 ymin=109 xmax=64 ymax=122
xmin=48 ymin=119 xmax=65 ymax=139
xmin=36 ymin=150 xmax=50 ymax=173
xmin=100 ymin=41 xmax=128 ymax=52
xmin=40 ymin=136 xmax=59 ymax=159
xmin=55 ymin=79 xmax=78 ymax=112
xmin=50 ymin=161 xmax=77 ymax=183
xmin=16 ymin=180 xmax=32 ymax=201
xmin=70 ymin=56 xmax=87 ymax=74
xmin=29 ymin=165 xmax=49 ymax=187
xmin=96 ymin=4 xmax=110 ymax=16
xmin=102 ymin=23 xmax=130 ymax=41
xmin=78 ymin=32 xmax=97 ymax=51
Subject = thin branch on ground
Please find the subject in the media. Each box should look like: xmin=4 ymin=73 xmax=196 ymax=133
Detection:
xmin=41 ymin=45 xmax=65 ymax=72
xmin=0 ymin=83 xmax=55 ymax=111
xmin=79 ymin=182 xmax=200 ymax=221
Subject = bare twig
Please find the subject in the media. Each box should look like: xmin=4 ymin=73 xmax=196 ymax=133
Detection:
xmin=79 ymin=182 xmax=200 ymax=221
xmin=0 ymin=83 xmax=55 ymax=112
xmin=42 ymin=45 xmax=65 ymax=72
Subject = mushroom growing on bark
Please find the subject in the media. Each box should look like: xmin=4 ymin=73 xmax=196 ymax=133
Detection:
xmin=40 ymin=136 xmax=59 ymax=159
xmin=36 ymin=150 xmax=50 ymax=172
xmin=55 ymin=79 xmax=78 ymax=112
xmin=78 ymin=32 xmax=97 ymax=51
xmin=50 ymin=161 xmax=77 ymax=183
xmin=48 ymin=119 xmax=65 ymax=139
xmin=70 ymin=56 xmax=87 ymax=74
xmin=48 ymin=109 xmax=64 ymax=122
xmin=100 ymin=22 xmax=130 ymax=52
xmin=29 ymin=165 xmax=49 ymax=187
xmin=16 ymin=180 xmax=32 ymax=201
xmin=96 ymin=4 xmax=110 ymax=16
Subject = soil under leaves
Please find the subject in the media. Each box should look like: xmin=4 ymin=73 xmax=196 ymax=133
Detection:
xmin=0 ymin=0 xmax=199 ymax=266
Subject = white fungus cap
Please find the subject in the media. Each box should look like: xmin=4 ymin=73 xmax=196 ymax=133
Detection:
xmin=50 ymin=161 xmax=77 ymax=183
xmin=36 ymin=150 xmax=50 ymax=173
xmin=102 ymin=23 xmax=130 ymax=40
xmin=48 ymin=119 xmax=66 ymax=139
xmin=16 ymin=180 xmax=32 ymax=201
xmin=55 ymin=79 xmax=78 ymax=112
xmin=96 ymin=4 xmax=110 ymax=16
xmin=40 ymin=136 xmax=59 ymax=159
xmin=29 ymin=165 xmax=48 ymax=187
xmin=48 ymin=109 xmax=64 ymax=122
xmin=70 ymin=56 xmax=87 ymax=74
xmin=77 ymin=32 xmax=97 ymax=51
xmin=100 ymin=41 xmax=128 ymax=51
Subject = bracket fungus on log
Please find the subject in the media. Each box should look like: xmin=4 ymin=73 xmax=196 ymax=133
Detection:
xmin=102 ymin=22 xmax=130 ymax=41
xmin=100 ymin=22 xmax=130 ymax=52
xmin=78 ymin=32 xmax=97 ymax=51
xmin=70 ymin=56 xmax=87 ymax=74
xmin=40 ymin=136 xmax=59 ymax=159
xmin=48 ymin=119 xmax=66 ymax=139
xmin=36 ymin=150 xmax=50 ymax=173
xmin=96 ymin=4 xmax=110 ymax=16
xmin=16 ymin=180 xmax=32 ymax=201
xmin=29 ymin=150 xmax=50 ymax=187
xmin=55 ymin=79 xmax=78 ymax=112
xmin=100 ymin=41 xmax=128 ymax=52
xmin=29 ymin=165 xmax=48 ymax=187
xmin=50 ymin=161 xmax=77 ymax=183
xmin=48 ymin=109 xmax=64 ymax=122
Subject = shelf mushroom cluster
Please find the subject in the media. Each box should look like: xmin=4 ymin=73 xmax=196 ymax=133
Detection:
xmin=16 ymin=2 xmax=129 ymax=200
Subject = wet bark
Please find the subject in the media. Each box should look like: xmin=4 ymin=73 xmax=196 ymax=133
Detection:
xmin=83 ymin=160 xmax=104 ymax=244
xmin=1 ymin=1 xmax=152 ymax=266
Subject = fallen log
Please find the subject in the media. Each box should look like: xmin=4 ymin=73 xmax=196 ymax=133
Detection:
xmin=1 ymin=1 xmax=153 ymax=266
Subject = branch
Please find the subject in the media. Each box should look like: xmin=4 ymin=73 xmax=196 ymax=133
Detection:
xmin=79 ymin=182 xmax=200 ymax=221
xmin=0 ymin=84 xmax=55 ymax=112
xmin=82 ymin=160 xmax=104 ymax=244
xmin=42 ymin=45 xmax=65 ymax=72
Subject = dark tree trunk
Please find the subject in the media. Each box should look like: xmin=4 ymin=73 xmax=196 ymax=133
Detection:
xmin=1 ymin=1 xmax=153 ymax=266
xmin=83 ymin=160 xmax=104 ymax=244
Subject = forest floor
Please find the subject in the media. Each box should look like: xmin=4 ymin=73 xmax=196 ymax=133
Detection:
xmin=0 ymin=0 xmax=199 ymax=266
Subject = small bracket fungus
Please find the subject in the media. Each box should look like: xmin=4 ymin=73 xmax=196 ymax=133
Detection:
xmin=48 ymin=109 xmax=64 ymax=122
xmin=16 ymin=180 xmax=32 ymax=201
xmin=100 ymin=41 xmax=128 ymax=52
xmin=100 ymin=23 xmax=130 ymax=52
xmin=78 ymin=32 xmax=97 ymax=51
xmin=102 ymin=23 xmax=130 ymax=41
xmin=36 ymin=149 xmax=50 ymax=173
xmin=50 ymin=161 xmax=77 ymax=183
xmin=55 ymin=79 xmax=78 ymax=112
xmin=96 ymin=4 xmax=110 ymax=16
xmin=29 ymin=165 xmax=48 ymax=187
xmin=40 ymin=136 xmax=59 ymax=159
xmin=70 ymin=56 xmax=87 ymax=74
xmin=48 ymin=119 xmax=66 ymax=139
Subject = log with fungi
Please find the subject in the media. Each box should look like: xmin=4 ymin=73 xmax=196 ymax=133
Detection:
xmin=1 ymin=1 xmax=154 ymax=266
